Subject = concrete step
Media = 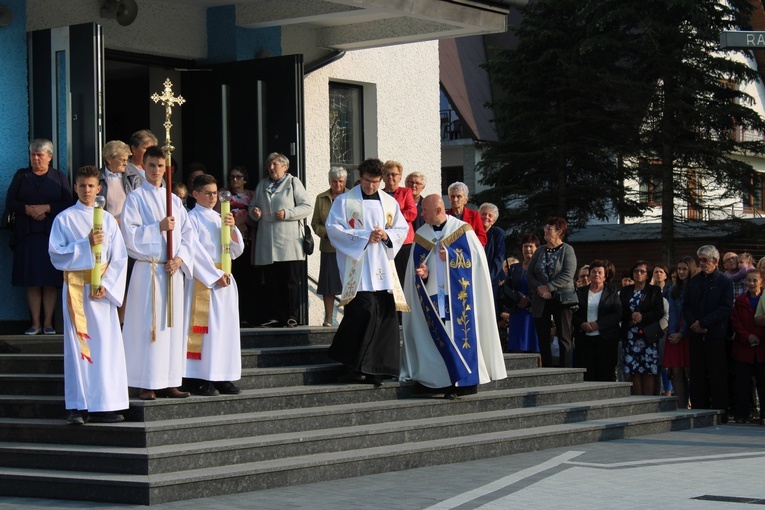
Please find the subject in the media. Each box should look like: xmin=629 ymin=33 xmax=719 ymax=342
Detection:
xmin=0 ymin=409 xmax=721 ymax=506
xmin=0 ymin=368 xmax=586 ymax=420
xmin=0 ymin=382 xmax=633 ymax=447
xmin=0 ymin=396 xmax=676 ymax=475
xmin=0 ymin=354 xmax=539 ymax=395
xmin=0 ymin=354 xmax=62 ymax=374
xmin=0 ymin=329 xmax=336 ymax=355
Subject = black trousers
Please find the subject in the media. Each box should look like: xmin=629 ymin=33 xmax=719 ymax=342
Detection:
xmin=575 ymin=334 xmax=617 ymax=381
xmin=262 ymin=260 xmax=302 ymax=324
xmin=734 ymin=360 xmax=765 ymax=420
xmin=534 ymin=299 xmax=574 ymax=368
xmin=689 ymin=335 xmax=728 ymax=411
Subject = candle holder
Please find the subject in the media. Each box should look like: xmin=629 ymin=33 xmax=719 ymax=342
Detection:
xmin=91 ymin=196 xmax=107 ymax=296
xmin=219 ymin=190 xmax=232 ymax=277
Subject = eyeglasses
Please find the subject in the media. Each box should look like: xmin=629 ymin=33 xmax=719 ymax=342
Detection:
xmin=407 ymin=181 xmax=425 ymax=187
xmin=544 ymin=225 xmax=556 ymax=231
xmin=633 ymin=269 xmax=647 ymax=274
xmin=230 ymin=175 xmax=244 ymax=180
xmin=698 ymin=257 xmax=710 ymax=263
xmin=199 ymin=191 xmax=217 ymax=197
xmin=361 ymin=177 xmax=381 ymax=185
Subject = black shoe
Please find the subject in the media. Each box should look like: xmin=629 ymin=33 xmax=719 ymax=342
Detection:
xmin=89 ymin=412 xmax=124 ymax=423
xmin=214 ymin=381 xmax=241 ymax=395
xmin=66 ymin=410 xmax=86 ymax=426
xmin=189 ymin=380 xmax=219 ymax=396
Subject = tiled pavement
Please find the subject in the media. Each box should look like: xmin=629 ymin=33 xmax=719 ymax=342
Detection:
xmin=1 ymin=423 xmax=763 ymax=509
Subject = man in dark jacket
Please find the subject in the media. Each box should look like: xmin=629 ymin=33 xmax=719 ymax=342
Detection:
xmin=683 ymin=245 xmax=734 ymax=415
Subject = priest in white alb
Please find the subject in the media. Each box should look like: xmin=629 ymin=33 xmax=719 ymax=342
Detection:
xmin=49 ymin=165 xmax=129 ymax=424
xmin=183 ymin=174 xmax=244 ymax=396
xmin=400 ymin=194 xmax=506 ymax=397
xmin=325 ymin=158 xmax=410 ymax=385
xmin=121 ymin=146 xmax=194 ymax=401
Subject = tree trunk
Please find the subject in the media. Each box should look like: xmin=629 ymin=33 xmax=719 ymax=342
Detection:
xmin=660 ymin=149 xmax=675 ymax=266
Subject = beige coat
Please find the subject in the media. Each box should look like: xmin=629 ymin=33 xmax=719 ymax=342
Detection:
xmin=249 ymin=174 xmax=312 ymax=265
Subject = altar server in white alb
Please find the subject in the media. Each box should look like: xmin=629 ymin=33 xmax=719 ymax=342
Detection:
xmin=325 ymin=158 xmax=410 ymax=385
xmin=49 ymin=165 xmax=129 ymax=424
xmin=183 ymin=174 xmax=243 ymax=396
xmin=121 ymin=146 xmax=194 ymax=401
xmin=400 ymin=194 xmax=506 ymax=398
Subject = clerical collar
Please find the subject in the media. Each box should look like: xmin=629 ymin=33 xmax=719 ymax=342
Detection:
xmin=433 ymin=220 xmax=447 ymax=232
xmin=362 ymin=191 xmax=380 ymax=200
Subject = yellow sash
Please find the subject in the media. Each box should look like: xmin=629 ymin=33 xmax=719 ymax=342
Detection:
xmin=136 ymin=260 xmax=167 ymax=342
xmin=64 ymin=264 xmax=108 ymax=364
xmin=186 ymin=263 xmax=220 ymax=360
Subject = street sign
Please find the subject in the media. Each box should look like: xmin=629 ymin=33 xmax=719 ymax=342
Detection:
xmin=720 ymin=31 xmax=765 ymax=49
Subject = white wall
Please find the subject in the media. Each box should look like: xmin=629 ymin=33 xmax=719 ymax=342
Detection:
xmin=302 ymin=41 xmax=441 ymax=325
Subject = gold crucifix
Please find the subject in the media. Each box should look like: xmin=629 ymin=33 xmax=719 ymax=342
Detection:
xmin=151 ymin=78 xmax=185 ymax=162
xmin=150 ymin=78 xmax=185 ymax=327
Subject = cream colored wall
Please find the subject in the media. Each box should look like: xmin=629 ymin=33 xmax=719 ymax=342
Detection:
xmin=302 ymin=41 xmax=441 ymax=325
xmin=27 ymin=0 xmax=208 ymax=59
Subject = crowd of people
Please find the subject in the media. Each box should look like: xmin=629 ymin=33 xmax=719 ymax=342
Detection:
xmin=499 ymin=238 xmax=765 ymax=425
xmin=5 ymin=136 xmax=763 ymax=427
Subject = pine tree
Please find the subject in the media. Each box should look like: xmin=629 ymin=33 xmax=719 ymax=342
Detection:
xmin=478 ymin=0 xmax=765 ymax=263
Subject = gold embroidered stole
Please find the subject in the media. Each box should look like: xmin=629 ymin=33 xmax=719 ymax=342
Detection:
xmin=339 ymin=188 xmax=409 ymax=311
xmin=187 ymin=263 xmax=221 ymax=360
xmin=64 ymin=263 xmax=109 ymax=364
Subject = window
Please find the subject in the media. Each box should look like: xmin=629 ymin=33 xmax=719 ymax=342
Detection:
xmin=744 ymin=173 xmax=765 ymax=211
xmin=441 ymin=166 xmax=464 ymax=195
xmin=638 ymin=160 xmax=662 ymax=207
xmin=329 ymin=83 xmax=364 ymax=166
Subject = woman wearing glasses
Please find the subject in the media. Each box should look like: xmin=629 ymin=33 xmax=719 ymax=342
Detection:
xmin=219 ymin=166 xmax=258 ymax=326
xmin=526 ymin=216 xmax=577 ymax=367
xmin=404 ymin=171 xmax=427 ymax=232
xmin=620 ymin=260 xmax=664 ymax=395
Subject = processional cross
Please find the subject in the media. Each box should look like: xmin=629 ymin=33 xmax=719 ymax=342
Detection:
xmin=151 ymin=79 xmax=185 ymax=327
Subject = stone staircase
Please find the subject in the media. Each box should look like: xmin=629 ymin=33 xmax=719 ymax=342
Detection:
xmin=0 ymin=329 xmax=720 ymax=505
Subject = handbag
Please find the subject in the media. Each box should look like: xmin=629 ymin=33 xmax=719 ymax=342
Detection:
xmin=640 ymin=321 xmax=664 ymax=345
xmin=302 ymin=220 xmax=315 ymax=255
xmin=0 ymin=207 xmax=14 ymax=231
xmin=556 ymin=288 xmax=579 ymax=308
xmin=291 ymin=175 xmax=314 ymax=256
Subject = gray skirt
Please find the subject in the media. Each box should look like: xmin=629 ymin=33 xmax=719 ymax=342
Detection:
xmin=317 ymin=251 xmax=342 ymax=296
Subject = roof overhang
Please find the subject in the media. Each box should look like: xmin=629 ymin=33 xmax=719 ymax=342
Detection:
xmin=165 ymin=0 xmax=524 ymax=50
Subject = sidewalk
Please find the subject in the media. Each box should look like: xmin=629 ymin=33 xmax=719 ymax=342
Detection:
xmin=1 ymin=423 xmax=763 ymax=509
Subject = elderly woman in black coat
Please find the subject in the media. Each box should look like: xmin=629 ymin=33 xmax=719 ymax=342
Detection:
xmin=573 ymin=260 xmax=622 ymax=381
xmin=6 ymin=139 xmax=72 ymax=335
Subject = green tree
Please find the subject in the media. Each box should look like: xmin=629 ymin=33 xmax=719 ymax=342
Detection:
xmin=478 ymin=0 xmax=765 ymax=263
xmin=477 ymin=0 xmax=650 ymax=233
xmin=629 ymin=0 xmax=765 ymax=263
